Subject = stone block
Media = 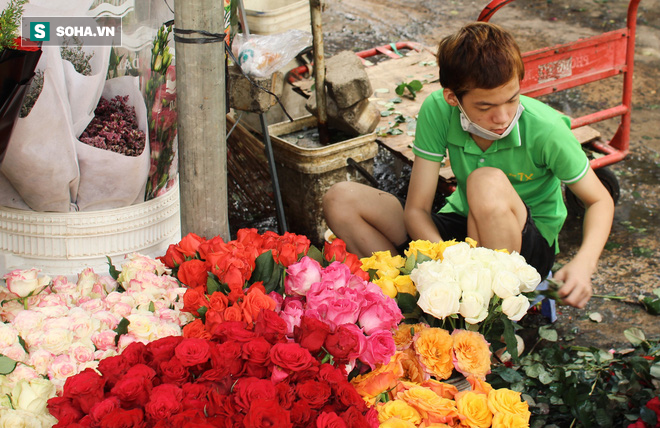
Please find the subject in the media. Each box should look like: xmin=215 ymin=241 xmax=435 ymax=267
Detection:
xmin=227 ymin=65 xmax=283 ymax=113
xmin=325 ymin=51 xmax=373 ymax=109
xmin=306 ymin=96 xmax=380 ymax=136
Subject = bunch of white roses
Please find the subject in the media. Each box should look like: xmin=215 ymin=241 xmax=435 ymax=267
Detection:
xmin=410 ymin=242 xmax=542 ymax=325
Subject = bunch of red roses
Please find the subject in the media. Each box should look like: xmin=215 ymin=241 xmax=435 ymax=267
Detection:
xmin=628 ymin=397 xmax=660 ymax=428
xmin=47 ymin=309 xmax=378 ymax=428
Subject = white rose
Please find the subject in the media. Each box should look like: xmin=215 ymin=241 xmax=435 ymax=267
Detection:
xmin=459 ymin=291 xmax=489 ymax=324
xmin=469 ymin=246 xmax=499 ymax=268
xmin=27 ymin=350 xmax=54 ymax=376
xmin=126 ymin=313 xmax=157 ymax=341
xmin=516 ymin=264 xmax=542 ymax=292
xmin=47 ymin=355 xmax=78 ymax=383
xmin=0 ymin=408 xmax=42 ymax=428
xmin=441 ymin=242 xmax=471 ymax=265
xmin=0 ymin=323 xmax=19 ymax=348
xmin=491 ymin=270 xmax=521 ymax=299
xmin=417 ymin=283 xmax=461 ymax=320
xmin=507 ymin=251 xmax=530 ymax=268
xmin=410 ymin=261 xmax=458 ymax=294
xmin=3 ymin=269 xmax=50 ymax=298
xmin=12 ymin=378 xmax=56 ymax=414
xmin=493 ymin=251 xmax=518 ymax=272
xmin=69 ymin=341 xmax=96 ymax=363
xmin=36 ymin=328 xmax=73 ymax=355
xmin=502 ymin=295 xmax=531 ymax=321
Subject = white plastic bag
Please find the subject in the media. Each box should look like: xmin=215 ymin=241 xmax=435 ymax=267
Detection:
xmin=232 ymin=29 xmax=312 ymax=78
xmin=74 ymin=76 xmax=150 ymax=211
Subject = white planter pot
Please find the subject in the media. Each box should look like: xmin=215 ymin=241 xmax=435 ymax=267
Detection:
xmin=0 ymin=180 xmax=180 ymax=276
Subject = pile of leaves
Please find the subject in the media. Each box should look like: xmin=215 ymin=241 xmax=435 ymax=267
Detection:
xmin=487 ymin=326 xmax=660 ymax=428
xmin=80 ymin=95 xmax=145 ymax=156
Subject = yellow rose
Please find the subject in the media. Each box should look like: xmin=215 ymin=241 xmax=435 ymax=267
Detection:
xmin=393 ymin=323 xmax=429 ymax=350
xmin=455 ymin=390 xmax=493 ymax=428
xmin=351 ymin=352 xmax=405 ymax=403
xmin=373 ymin=276 xmax=398 ymax=298
xmin=451 ymin=329 xmax=492 ymax=379
xmin=394 ymin=275 xmax=417 ymax=295
xmin=377 ymin=400 xmax=422 ymax=425
xmin=380 ymin=418 xmax=417 ymax=428
xmin=465 ymin=237 xmax=478 ymax=248
xmin=414 ymin=327 xmax=454 ymax=380
xmin=492 ymin=412 xmax=530 ymax=428
xmin=419 ymin=424 xmax=453 ymax=428
xmin=405 ymin=240 xmax=445 ymax=260
xmin=488 ymin=388 xmax=530 ymax=421
xmin=398 ymin=386 xmax=459 ymax=425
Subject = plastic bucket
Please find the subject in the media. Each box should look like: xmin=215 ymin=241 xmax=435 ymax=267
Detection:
xmin=243 ymin=0 xmax=311 ymax=35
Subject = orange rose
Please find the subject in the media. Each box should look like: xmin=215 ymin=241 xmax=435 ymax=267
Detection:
xmin=223 ymin=305 xmax=244 ymax=323
xmin=208 ymin=292 xmax=229 ymax=312
xmin=420 ymin=378 xmax=459 ymax=400
xmin=419 ymin=423 xmax=453 ymax=428
xmin=182 ymin=318 xmax=211 ymax=339
xmin=400 ymin=348 xmax=426 ymax=383
xmin=451 ymin=329 xmax=491 ymax=379
xmin=380 ymin=418 xmax=417 ymax=428
xmin=241 ymin=287 xmax=276 ymax=324
xmin=377 ymin=400 xmax=422 ymax=425
xmin=414 ymin=327 xmax=454 ymax=380
xmin=467 ymin=375 xmax=493 ymax=396
xmin=455 ymin=390 xmax=493 ymax=428
xmin=352 ymin=352 xmax=405 ymax=404
xmin=487 ymin=388 xmax=530 ymax=422
xmin=182 ymin=287 xmax=208 ymax=316
xmin=177 ymin=232 xmax=205 ymax=257
xmin=492 ymin=412 xmax=530 ymax=428
xmin=394 ymin=323 xmax=429 ymax=350
xmin=397 ymin=386 xmax=459 ymax=425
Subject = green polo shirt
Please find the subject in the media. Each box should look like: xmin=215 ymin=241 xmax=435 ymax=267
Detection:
xmin=411 ymin=92 xmax=590 ymax=252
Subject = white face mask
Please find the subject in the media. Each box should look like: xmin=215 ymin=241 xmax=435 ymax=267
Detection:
xmin=456 ymin=101 xmax=524 ymax=141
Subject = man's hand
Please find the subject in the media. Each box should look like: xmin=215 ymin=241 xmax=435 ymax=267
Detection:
xmin=553 ymin=259 xmax=594 ymax=308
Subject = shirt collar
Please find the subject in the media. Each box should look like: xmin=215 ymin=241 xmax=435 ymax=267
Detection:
xmin=447 ymin=106 xmax=522 ymax=154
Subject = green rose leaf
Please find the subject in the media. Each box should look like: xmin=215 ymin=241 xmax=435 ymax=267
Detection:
xmin=539 ymin=325 xmax=558 ymax=342
xmin=0 ymin=356 xmax=17 ymax=375
xmin=305 ymin=245 xmax=324 ymax=265
xmin=251 ymin=250 xmax=275 ymax=284
xmin=397 ymin=292 xmax=419 ymax=314
xmin=106 ymin=256 xmax=121 ymax=280
xmin=113 ymin=317 xmax=130 ymax=346
xmin=641 ymin=295 xmax=660 ymax=315
xmin=624 ymin=328 xmax=646 ymax=346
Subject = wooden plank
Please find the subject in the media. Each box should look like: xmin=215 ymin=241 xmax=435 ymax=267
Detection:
xmin=365 ymin=48 xmax=602 ymax=181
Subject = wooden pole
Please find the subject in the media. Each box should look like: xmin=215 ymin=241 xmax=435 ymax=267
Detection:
xmin=310 ymin=0 xmax=329 ymax=145
xmin=175 ymin=0 xmax=229 ymax=240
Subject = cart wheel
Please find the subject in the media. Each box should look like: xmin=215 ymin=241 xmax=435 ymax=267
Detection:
xmin=565 ymin=167 xmax=620 ymax=217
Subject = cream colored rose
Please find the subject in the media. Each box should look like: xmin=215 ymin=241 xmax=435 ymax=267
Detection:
xmin=502 ymin=295 xmax=530 ymax=321
xmin=515 ymin=264 xmax=542 ymax=293
xmin=0 ymin=323 xmax=19 ymax=348
xmin=3 ymin=269 xmax=51 ymax=298
xmin=0 ymin=408 xmax=43 ymax=428
xmin=410 ymin=261 xmax=458 ymax=294
xmin=126 ymin=312 xmax=157 ymax=341
xmin=459 ymin=291 xmax=489 ymax=324
xmin=491 ymin=271 xmax=521 ymax=299
xmin=417 ymin=283 xmax=461 ymax=320
xmin=469 ymin=247 xmax=499 ymax=268
xmin=12 ymin=378 xmax=56 ymax=414
xmin=442 ymin=242 xmax=471 ymax=265
xmin=36 ymin=328 xmax=73 ymax=355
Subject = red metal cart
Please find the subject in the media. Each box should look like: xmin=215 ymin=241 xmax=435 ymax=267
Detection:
xmin=478 ymin=0 xmax=642 ymax=210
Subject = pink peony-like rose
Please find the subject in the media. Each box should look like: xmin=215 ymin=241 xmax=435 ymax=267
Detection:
xmin=358 ymin=291 xmax=403 ymax=335
xmin=285 ymin=256 xmax=322 ymax=296
xmin=4 ymin=268 xmax=51 ymax=298
xmin=360 ymin=330 xmax=397 ymax=369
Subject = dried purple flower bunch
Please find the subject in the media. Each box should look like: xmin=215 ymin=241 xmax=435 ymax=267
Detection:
xmin=80 ymin=95 xmax=145 ymax=156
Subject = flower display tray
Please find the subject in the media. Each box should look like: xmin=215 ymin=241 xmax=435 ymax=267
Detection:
xmin=0 ymin=181 xmax=180 ymax=276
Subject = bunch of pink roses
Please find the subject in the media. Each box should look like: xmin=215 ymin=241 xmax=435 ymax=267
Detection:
xmin=47 ymin=309 xmax=379 ymax=428
xmin=279 ymin=255 xmax=403 ymax=372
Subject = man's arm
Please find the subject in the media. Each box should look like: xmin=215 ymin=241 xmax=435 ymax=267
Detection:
xmin=404 ymin=157 xmax=444 ymax=243
xmin=555 ymin=168 xmax=614 ymax=308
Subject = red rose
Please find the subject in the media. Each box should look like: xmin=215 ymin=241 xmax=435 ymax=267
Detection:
xmin=99 ymin=408 xmax=146 ymax=428
xmin=97 ymin=355 xmax=129 ymax=389
xmin=178 ymin=232 xmax=205 ymax=257
xmin=222 ymin=304 xmax=245 ymax=322
xmin=62 ymin=368 xmax=106 ymax=413
xmin=158 ymin=357 xmax=190 ymax=385
xmin=334 ymin=380 xmax=367 ymax=412
xmin=646 ymin=396 xmax=660 ymax=417
xmin=243 ymin=399 xmax=292 ymax=428
xmin=182 ymin=287 xmax=208 ymax=316
xmin=47 ymin=397 xmax=83 ymax=426
xmin=211 ymin=320 xmax=256 ymax=343
xmin=269 ymin=343 xmax=316 ymax=372
xmin=317 ymin=363 xmax=347 ymax=387
xmin=316 ymin=411 xmax=348 ymax=428
xmin=341 ymin=407 xmax=374 ymax=428
xmin=627 ymin=421 xmax=647 ymax=428
xmin=343 ymin=253 xmax=369 ymax=280
xmin=181 ymin=383 xmax=211 ymax=411
xmin=145 ymin=384 xmax=183 ymax=422
xmin=110 ymin=374 xmax=153 ymax=408
xmin=242 ymin=337 xmax=272 ymax=365
xmin=324 ymin=239 xmax=348 ymax=263
xmin=207 ymin=390 xmax=238 ymax=418
xmin=296 ymin=380 xmax=331 ymax=409
xmin=177 ymin=259 xmax=209 ymax=288
xmin=324 ymin=325 xmax=363 ymax=362
xmin=241 ymin=288 xmax=277 ymax=325
xmin=208 ymin=292 xmax=229 ymax=312
xmin=275 ymin=382 xmax=296 ymax=410
xmin=275 ymin=242 xmax=298 ymax=266
xmin=294 ymin=316 xmax=331 ymax=353
xmin=121 ymin=341 xmax=148 ymax=366
xmin=233 ymin=378 xmax=278 ymax=411
xmin=125 ymin=364 xmax=157 ymax=381
xmin=175 ymin=337 xmax=211 ymax=367
xmin=159 ymin=244 xmax=184 ymax=268
xmin=197 ymin=236 xmax=226 ymax=260
xmin=210 ymin=341 xmax=244 ymax=376
xmin=254 ymin=309 xmax=288 ymax=345
xmin=236 ymin=228 xmax=264 ymax=248
xmin=290 ymin=400 xmax=313 ymax=427
xmin=182 ymin=318 xmax=211 ymax=340
xmin=147 ymin=335 xmax=184 ymax=364
xmin=88 ymin=397 xmax=121 ymax=426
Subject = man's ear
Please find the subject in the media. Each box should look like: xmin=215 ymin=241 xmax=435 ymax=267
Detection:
xmin=443 ymin=88 xmax=459 ymax=106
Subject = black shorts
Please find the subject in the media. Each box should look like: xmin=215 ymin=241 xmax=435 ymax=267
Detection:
xmin=395 ymin=200 xmax=554 ymax=277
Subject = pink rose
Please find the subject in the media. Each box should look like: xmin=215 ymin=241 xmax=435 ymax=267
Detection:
xmin=3 ymin=268 xmax=51 ymax=298
xmin=305 ymin=282 xmax=340 ymax=312
xmin=280 ymin=298 xmax=304 ymax=337
xmin=320 ymin=262 xmax=352 ymax=288
xmin=268 ymin=291 xmax=284 ymax=312
xmin=358 ymin=292 xmax=403 ymax=335
xmin=360 ymin=330 xmax=396 ymax=369
xmin=285 ymin=256 xmax=322 ymax=296
xmin=321 ymin=298 xmax=361 ymax=328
